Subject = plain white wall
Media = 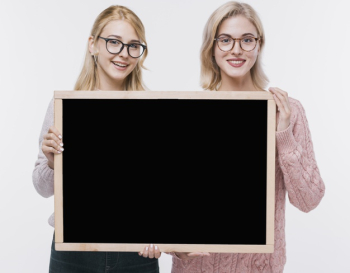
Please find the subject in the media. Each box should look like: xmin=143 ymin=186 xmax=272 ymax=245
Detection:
xmin=0 ymin=0 xmax=349 ymax=272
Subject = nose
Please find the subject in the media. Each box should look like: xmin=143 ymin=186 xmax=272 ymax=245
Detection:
xmin=231 ymin=39 xmax=242 ymax=55
xmin=118 ymin=45 xmax=128 ymax=58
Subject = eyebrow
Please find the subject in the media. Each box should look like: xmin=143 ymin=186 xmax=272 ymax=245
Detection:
xmin=218 ymin=33 xmax=256 ymax=37
xmin=107 ymin=35 xmax=141 ymax=43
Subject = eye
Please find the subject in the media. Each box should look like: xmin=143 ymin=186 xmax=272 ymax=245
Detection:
xmin=129 ymin=43 xmax=140 ymax=49
xmin=219 ymin=37 xmax=232 ymax=44
xmin=108 ymin=39 xmax=120 ymax=45
xmin=242 ymin=37 xmax=254 ymax=43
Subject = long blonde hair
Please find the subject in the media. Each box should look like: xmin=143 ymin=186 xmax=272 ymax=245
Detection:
xmin=74 ymin=5 xmax=148 ymax=91
xmin=200 ymin=1 xmax=268 ymax=91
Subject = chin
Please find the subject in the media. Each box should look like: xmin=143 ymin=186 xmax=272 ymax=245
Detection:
xmin=112 ymin=71 xmax=132 ymax=80
xmin=224 ymin=70 xmax=249 ymax=79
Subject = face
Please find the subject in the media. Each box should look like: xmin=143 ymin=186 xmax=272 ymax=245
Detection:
xmin=89 ymin=20 xmax=141 ymax=88
xmin=213 ymin=15 xmax=260 ymax=82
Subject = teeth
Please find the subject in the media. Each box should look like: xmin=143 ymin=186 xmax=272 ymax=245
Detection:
xmin=229 ymin=61 xmax=244 ymax=64
xmin=113 ymin=62 xmax=127 ymax=67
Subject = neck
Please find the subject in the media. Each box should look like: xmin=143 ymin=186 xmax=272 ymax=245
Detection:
xmin=218 ymin=72 xmax=260 ymax=91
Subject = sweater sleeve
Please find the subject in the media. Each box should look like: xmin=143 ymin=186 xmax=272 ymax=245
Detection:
xmin=276 ymin=98 xmax=325 ymax=213
xmin=32 ymin=98 xmax=55 ymax=198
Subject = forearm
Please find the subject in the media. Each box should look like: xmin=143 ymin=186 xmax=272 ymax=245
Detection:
xmin=276 ymin=109 xmax=325 ymax=212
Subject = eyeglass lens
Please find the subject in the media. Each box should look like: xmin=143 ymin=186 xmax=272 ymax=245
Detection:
xmin=217 ymin=36 xmax=257 ymax=51
xmin=107 ymin=39 xmax=144 ymax=58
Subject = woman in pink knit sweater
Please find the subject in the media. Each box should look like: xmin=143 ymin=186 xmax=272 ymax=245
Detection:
xmin=168 ymin=2 xmax=325 ymax=273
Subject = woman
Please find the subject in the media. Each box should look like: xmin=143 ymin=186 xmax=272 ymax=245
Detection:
xmin=168 ymin=2 xmax=325 ymax=273
xmin=32 ymin=5 xmax=160 ymax=272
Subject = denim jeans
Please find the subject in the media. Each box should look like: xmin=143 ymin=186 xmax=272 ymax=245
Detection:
xmin=49 ymin=232 xmax=159 ymax=273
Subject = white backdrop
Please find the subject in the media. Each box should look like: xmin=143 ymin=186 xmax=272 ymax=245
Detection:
xmin=0 ymin=0 xmax=349 ymax=272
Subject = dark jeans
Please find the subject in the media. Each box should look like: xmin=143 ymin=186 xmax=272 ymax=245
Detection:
xmin=49 ymin=233 xmax=159 ymax=273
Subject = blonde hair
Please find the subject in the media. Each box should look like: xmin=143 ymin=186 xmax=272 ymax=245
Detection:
xmin=74 ymin=5 xmax=148 ymax=91
xmin=200 ymin=1 xmax=268 ymax=91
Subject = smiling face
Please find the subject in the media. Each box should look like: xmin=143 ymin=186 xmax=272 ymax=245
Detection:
xmin=214 ymin=15 xmax=260 ymax=85
xmin=89 ymin=20 xmax=140 ymax=90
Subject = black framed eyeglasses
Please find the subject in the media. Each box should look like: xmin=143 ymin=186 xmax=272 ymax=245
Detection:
xmin=214 ymin=35 xmax=260 ymax=52
xmin=98 ymin=36 xmax=147 ymax=58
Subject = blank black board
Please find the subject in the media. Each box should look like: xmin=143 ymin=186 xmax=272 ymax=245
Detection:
xmin=61 ymin=98 xmax=268 ymax=245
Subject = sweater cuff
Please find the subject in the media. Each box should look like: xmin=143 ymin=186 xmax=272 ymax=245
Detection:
xmin=168 ymin=252 xmax=182 ymax=260
xmin=276 ymin=123 xmax=298 ymax=154
xmin=39 ymin=162 xmax=54 ymax=181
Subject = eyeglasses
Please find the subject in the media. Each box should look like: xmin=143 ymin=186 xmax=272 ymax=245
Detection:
xmin=214 ymin=35 xmax=260 ymax=52
xmin=98 ymin=36 xmax=147 ymax=58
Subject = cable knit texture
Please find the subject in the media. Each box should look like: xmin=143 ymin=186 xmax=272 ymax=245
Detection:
xmin=32 ymin=96 xmax=325 ymax=272
xmin=169 ymin=97 xmax=325 ymax=273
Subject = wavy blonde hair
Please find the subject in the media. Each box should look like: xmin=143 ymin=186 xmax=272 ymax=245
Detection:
xmin=200 ymin=1 xmax=268 ymax=91
xmin=74 ymin=5 xmax=148 ymax=91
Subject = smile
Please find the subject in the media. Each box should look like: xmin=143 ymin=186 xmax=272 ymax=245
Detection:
xmin=227 ymin=59 xmax=245 ymax=67
xmin=112 ymin=61 xmax=129 ymax=68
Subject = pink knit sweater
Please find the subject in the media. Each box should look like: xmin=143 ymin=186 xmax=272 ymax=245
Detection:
xmin=32 ymin=96 xmax=325 ymax=273
xmin=169 ymin=97 xmax=325 ymax=273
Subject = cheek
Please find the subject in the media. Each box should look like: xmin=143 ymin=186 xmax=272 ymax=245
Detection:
xmin=247 ymin=50 xmax=259 ymax=64
xmin=129 ymin=59 xmax=138 ymax=71
xmin=214 ymin=47 xmax=227 ymax=64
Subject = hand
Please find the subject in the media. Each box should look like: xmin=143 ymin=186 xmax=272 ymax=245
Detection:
xmin=268 ymin=87 xmax=291 ymax=131
xmin=138 ymin=244 xmax=161 ymax=259
xmin=42 ymin=126 xmax=64 ymax=169
xmin=172 ymin=252 xmax=210 ymax=260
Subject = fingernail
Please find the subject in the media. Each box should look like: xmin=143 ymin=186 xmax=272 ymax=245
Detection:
xmin=150 ymin=244 xmax=153 ymax=248
xmin=155 ymin=246 xmax=158 ymax=250
xmin=60 ymin=148 xmax=64 ymax=151
xmin=58 ymin=151 xmax=61 ymax=154
xmin=60 ymin=143 xmax=64 ymax=146
xmin=146 ymin=247 xmax=148 ymax=251
xmin=58 ymin=135 xmax=62 ymax=139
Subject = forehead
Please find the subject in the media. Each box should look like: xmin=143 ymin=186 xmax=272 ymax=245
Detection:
xmin=217 ymin=15 xmax=257 ymax=37
xmin=101 ymin=20 xmax=139 ymax=41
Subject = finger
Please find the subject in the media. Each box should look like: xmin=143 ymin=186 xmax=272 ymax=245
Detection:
xmin=42 ymin=140 xmax=63 ymax=154
xmin=270 ymin=87 xmax=290 ymax=108
xmin=142 ymin=246 xmax=149 ymax=258
xmin=44 ymin=132 xmax=64 ymax=149
xmin=273 ymin=94 xmax=285 ymax=113
xmin=48 ymin=126 xmax=63 ymax=140
xmin=274 ymin=93 xmax=291 ymax=116
xmin=148 ymin=244 xmax=155 ymax=259
xmin=43 ymin=139 xmax=64 ymax=154
xmin=139 ymin=245 xmax=147 ymax=257
xmin=273 ymin=87 xmax=288 ymax=98
xmin=154 ymin=245 xmax=161 ymax=259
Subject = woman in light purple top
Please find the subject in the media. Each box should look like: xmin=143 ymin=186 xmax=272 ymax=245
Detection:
xmin=167 ymin=2 xmax=325 ymax=273
xmin=32 ymin=5 xmax=160 ymax=273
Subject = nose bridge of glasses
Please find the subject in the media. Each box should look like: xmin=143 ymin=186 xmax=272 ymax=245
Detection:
xmin=231 ymin=38 xmax=242 ymax=52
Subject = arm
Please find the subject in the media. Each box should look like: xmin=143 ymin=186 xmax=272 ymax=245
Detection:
xmin=276 ymin=99 xmax=325 ymax=212
xmin=32 ymin=98 xmax=55 ymax=198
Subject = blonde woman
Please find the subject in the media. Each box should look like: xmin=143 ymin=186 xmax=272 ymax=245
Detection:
xmin=32 ymin=5 xmax=160 ymax=273
xmin=169 ymin=2 xmax=325 ymax=273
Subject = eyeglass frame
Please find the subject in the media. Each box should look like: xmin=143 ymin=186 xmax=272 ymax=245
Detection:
xmin=98 ymin=36 xmax=147 ymax=58
xmin=214 ymin=35 xmax=260 ymax=52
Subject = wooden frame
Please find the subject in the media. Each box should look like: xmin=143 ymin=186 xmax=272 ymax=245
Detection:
xmin=54 ymin=90 xmax=276 ymax=253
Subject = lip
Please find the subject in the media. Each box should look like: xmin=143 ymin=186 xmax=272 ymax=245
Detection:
xmin=112 ymin=61 xmax=129 ymax=71
xmin=227 ymin=58 xmax=246 ymax=68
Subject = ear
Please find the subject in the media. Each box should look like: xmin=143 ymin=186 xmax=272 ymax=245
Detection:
xmin=88 ymin=36 xmax=97 ymax=55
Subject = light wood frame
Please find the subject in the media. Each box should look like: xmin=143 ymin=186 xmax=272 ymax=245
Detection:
xmin=54 ymin=90 xmax=276 ymax=253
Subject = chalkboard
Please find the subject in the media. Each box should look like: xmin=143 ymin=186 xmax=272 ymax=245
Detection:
xmin=54 ymin=90 xmax=276 ymax=253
